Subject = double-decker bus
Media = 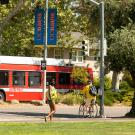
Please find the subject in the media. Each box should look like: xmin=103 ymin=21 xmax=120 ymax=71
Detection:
xmin=0 ymin=56 xmax=93 ymax=102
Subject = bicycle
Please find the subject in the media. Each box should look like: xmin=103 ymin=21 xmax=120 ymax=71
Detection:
xmin=79 ymin=98 xmax=99 ymax=118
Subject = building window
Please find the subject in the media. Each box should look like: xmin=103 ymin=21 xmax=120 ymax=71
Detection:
xmin=72 ymin=50 xmax=83 ymax=62
xmin=54 ymin=48 xmax=62 ymax=59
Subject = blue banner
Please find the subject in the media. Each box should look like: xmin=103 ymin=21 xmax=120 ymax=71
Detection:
xmin=47 ymin=8 xmax=57 ymax=45
xmin=34 ymin=8 xmax=45 ymax=45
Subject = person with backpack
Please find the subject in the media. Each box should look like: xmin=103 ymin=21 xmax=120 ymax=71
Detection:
xmin=80 ymin=80 xmax=97 ymax=109
xmin=45 ymin=80 xmax=57 ymax=122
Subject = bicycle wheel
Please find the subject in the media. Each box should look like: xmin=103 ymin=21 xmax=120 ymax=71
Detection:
xmin=78 ymin=104 xmax=87 ymax=117
xmin=89 ymin=103 xmax=99 ymax=118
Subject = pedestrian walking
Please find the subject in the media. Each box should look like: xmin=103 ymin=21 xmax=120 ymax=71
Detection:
xmin=45 ymin=80 xmax=57 ymax=122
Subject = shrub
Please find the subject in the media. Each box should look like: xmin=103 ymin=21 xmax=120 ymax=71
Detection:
xmin=55 ymin=79 xmax=134 ymax=106
xmin=120 ymin=81 xmax=131 ymax=90
xmin=71 ymin=66 xmax=90 ymax=84
xmin=59 ymin=93 xmax=83 ymax=105
xmin=55 ymin=94 xmax=63 ymax=104
xmin=122 ymin=71 xmax=134 ymax=87
xmin=93 ymin=78 xmax=100 ymax=88
xmin=104 ymin=76 xmax=112 ymax=90
xmin=104 ymin=91 xmax=114 ymax=106
xmin=104 ymin=97 xmax=114 ymax=106
xmin=122 ymin=91 xmax=134 ymax=105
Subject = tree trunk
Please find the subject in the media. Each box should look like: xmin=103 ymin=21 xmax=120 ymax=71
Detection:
xmin=126 ymin=91 xmax=135 ymax=117
xmin=112 ymin=71 xmax=120 ymax=91
xmin=126 ymin=71 xmax=135 ymax=117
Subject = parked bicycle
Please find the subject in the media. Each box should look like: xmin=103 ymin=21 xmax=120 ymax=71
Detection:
xmin=79 ymin=97 xmax=99 ymax=118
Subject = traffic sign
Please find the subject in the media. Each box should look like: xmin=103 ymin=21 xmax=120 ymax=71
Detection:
xmin=41 ymin=60 xmax=46 ymax=70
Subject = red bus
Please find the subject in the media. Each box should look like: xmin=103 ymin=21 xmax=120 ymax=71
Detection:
xmin=0 ymin=56 xmax=93 ymax=102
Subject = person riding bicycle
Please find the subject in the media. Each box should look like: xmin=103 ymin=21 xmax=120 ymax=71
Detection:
xmin=80 ymin=80 xmax=97 ymax=108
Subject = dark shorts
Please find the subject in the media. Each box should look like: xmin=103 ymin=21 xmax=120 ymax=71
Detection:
xmin=47 ymin=100 xmax=56 ymax=111
xmin=47 ymin=100 xmax=55 ymax=105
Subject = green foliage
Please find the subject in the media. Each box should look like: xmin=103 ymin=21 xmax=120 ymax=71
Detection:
xmin=93 ymin=78 xmax=100 ymax=88
xmin=107 ymin=25 xmax=135 ymax=73
xmin=107 ymin=24 xmax=135 ymax=116
xmin=60 ymin=93 xmax=82 ymax=105
xmin=71 ymin=66 xmax=90 ymax=84
xmin=104 ymin=0 xmax=135 ymax=34
xmin=104 ymin=93 xmax=114 ymax=106
xmin=122 ymin=71 xmax=134 ymax=87
xmin=120 ymin=81 xmax=131 ymax=91
xmin=56 ymin=83 xmax=134 ymax=106
xmin=93 ymin=76 xmax=111 ymax=90
xmin=0 ymin=1 xmax=40 ymax=56
xmin=119 ymin=80 xmax=135 ymax=105
xmin=0 ymin=0 xmax=80 ymax=56
xmin=55 ymin=93 xmax=64 ymax=104
xmin=102 ymin=89 xmax=133 ymax=106
xmin=122 ymin=91 xmax=134 ymax=106
xmin=104 ymin=76 xmax=112 ymax=90
xmin=94 ymin=77 xmax=134 ymax=106
xmin=103 ymin=85 xmax=134 ymax=106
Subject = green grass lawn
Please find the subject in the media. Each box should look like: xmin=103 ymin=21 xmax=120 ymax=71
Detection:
xmin=0 ymin=121 xmax=135 ymax=135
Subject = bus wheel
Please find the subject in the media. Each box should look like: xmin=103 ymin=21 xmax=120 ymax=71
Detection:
xmin=0 ymin=91 xmax=5 ymax=102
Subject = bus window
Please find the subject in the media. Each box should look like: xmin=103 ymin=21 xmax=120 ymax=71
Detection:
xmin=13 ymin=71 xmax=25 ymax=86
xmin=59 ymin=73 xmax=70 ymax=85
xmin=28 ymin=72 xmax=41 ymax=87
xmin=0 ymin=71 xmax=9 ymax=85
xmin=46 ymin=72 xmax=56 ymax=86
xmin=72 ymin=79 xmax=83 ymax=85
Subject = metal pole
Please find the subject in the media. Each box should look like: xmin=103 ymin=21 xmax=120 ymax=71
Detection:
xmin=43 ymin=0 xmax=48 ymax=103
xmin=88 ymin=0 xmax=105 ymax=117
xmin=99 ymin=1 xmax=105 ymax=117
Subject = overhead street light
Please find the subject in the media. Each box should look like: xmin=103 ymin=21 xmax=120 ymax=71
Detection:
xmin=85 ymin=0 xmax=105 ymax=117
xmin=86 ymin=0 xmax=99 ymax=5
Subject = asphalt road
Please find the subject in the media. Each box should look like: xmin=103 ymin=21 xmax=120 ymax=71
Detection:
xmin=0 ymin=103 xmax=134 ymax=122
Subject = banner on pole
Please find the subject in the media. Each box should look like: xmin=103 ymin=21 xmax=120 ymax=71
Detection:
xmin=34 ymin=8 xmax=45 ymax=45
xmin=47 ymin=8 xmax=57 ymax=45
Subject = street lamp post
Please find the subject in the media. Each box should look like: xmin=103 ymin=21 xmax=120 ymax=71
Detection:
xmin=99 ymin=1 xmax=105 ymax=117
xmin=87 ymin=0 xmax=105 ymax=117
xmin=43 ymin=0 xmax=48 ymax=103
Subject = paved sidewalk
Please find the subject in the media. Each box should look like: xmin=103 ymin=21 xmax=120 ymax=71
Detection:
xmin=0 ymin=103 xmax=134 ymax=122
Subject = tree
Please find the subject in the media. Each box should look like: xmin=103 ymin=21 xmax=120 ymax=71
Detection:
xmin=0 ymin=0 xmax=82 ymax=56
xmin=108 ymin=25 xmax=135 ymax=116
xmin=71 ymin=66 xmax=90 ymax=84
xmin=108 ymin=25 xmax=135 ymax=79
xmin=0 ymin=0 xmax=39 ymax=56
xmin=74 ymin=0 xmax=135 ymax=116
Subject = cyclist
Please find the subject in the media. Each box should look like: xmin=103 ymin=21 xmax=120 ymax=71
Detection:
xmin=80 ymin=80 xmax=97 ymax=116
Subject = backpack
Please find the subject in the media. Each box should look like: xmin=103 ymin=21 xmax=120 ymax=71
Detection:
xmin=89 ymin=85 xmax=97 ymax=96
